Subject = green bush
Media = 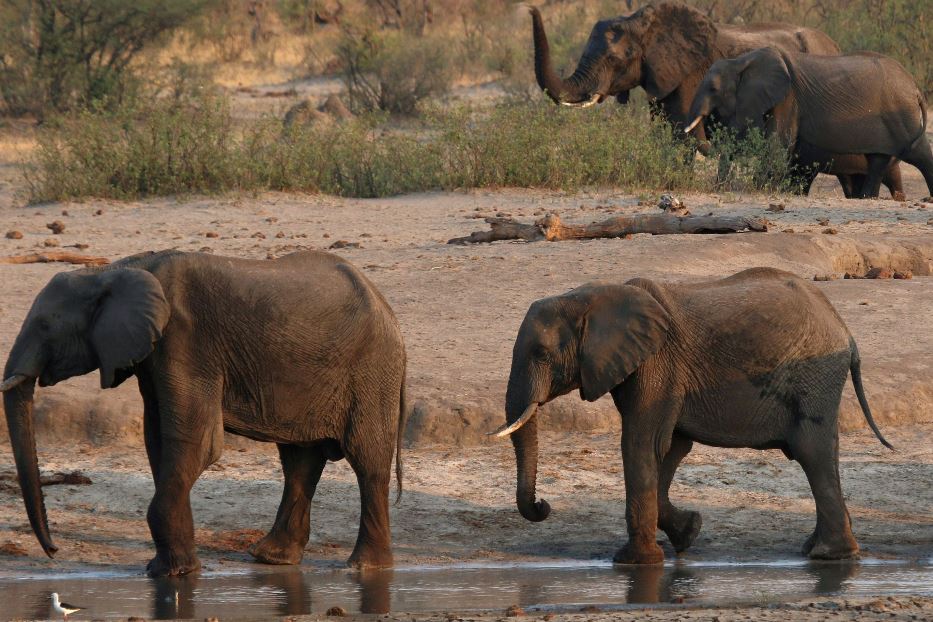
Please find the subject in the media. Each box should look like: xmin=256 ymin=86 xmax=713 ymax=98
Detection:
xmin=0 ymin=0 xmax=209 ymax=117
xmin=702 ymin=124 xmax=801 ymax=194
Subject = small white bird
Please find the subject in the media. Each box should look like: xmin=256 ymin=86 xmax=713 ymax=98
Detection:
xmin=51 ymin=592 xmax=83 ymax=621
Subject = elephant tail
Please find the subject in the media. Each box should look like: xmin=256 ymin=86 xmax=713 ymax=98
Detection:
xmin=394 ymin=375 xmax=406 ymax=505
xmin=902 ymin=92 xmax=928 ymax=157
xmin=849 ymin=337 xmax=894 ymax=450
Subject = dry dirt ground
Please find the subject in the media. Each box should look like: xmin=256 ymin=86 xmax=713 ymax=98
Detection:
xmin=0 ymin=117 xmax=931 ymax=619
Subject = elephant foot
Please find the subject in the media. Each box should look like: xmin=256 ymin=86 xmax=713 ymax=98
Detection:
xmin=248 ymin=534 xmax=305 ymax=565
xmin=663 ymin=510 xmax=702 ymax=553
xmin=147 ymin=549 xmax=201 ymax=577
xmin=347 ymin=545 xmax=393 ymax=569
xmin=803 ymin=532 xmax=859 ymax=560
xmin=612 ymin=541 xmax=664 ymax=565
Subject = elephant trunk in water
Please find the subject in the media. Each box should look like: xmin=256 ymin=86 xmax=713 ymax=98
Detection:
xmin=496 ymin=382 xmax=551 ymax=522
xmin=530 ymin=7 xmax=599 ymax=107
xmin=3 ymin=375 xmax=57 ymax=557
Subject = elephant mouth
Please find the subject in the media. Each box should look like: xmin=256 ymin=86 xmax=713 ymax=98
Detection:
xmin=560 ymin=93 xmax=603 ymax=108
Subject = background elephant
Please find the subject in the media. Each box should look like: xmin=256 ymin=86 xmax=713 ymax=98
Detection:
xmin=493 ymin=267 xmax=891 ymax=565
xmin=529 ymin=2 xmax=904 ymax=197
xmin=687 ymin=48 xmax=933 ymax=199
xmin=1 ymin=249 xmax=406 ymax=576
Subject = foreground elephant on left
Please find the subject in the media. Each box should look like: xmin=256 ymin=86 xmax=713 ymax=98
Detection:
xmin=2 ymin=250 xmax=407 ymax=576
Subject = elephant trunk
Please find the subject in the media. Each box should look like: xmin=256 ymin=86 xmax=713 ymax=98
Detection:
xmin=504 ymin=382 xmax=550 ymax=522
xmin=3 ymin=378 xmax=57 ymax=557
xmin=530 ymin=7 xmax=596 ymax=107
xmin=686 ymin=96 xmax=712 ymax=135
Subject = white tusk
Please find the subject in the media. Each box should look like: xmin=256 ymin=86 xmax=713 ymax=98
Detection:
xmin=560 ymin=94 xmax=601 ymax=109
xmin=488 ymin=403 xmax=539 ymax=438
xmin=0 ymin=374 xmax=29 ymax=392
xmin=684 ymin=115 xmax=704 ymax=133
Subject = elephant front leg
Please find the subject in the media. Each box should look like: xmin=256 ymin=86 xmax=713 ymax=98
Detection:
xmin=250 ymin=444 xmax=326 ymax=565
xmin=614 ymin=427 xmax=665 ymax=565
xmin=657 ymin=435 xmax=701 ymax=553
xmin=146 ymin=462 xmax=203 ymax=577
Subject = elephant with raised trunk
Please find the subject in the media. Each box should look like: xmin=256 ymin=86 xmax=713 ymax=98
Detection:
xmin=687 ymin=48 xmax=933 ymax=199
xmin=2 ymin=249 xmax=406 ymax=576
xmin=529 ymin=2 xmax=904 ymax=198
xmin=494 ymin=267 xmax=891 ymax=565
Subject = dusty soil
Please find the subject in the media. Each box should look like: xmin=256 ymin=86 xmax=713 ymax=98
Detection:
xmin=0 ymin=112 xmax=931 ymax=617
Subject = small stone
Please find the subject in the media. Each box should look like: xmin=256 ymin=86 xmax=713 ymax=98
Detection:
xmin=360 ymin=232 xmax=372 ymax=238
xmin=205 ymin=232 xmax=219 ymax=238
xmin=326 ymin=606 xmax=347 ymax=617
xmin=505 ymin=605 xmax=524 ymax=617
xmin=323 ymin=233 xmax=331 ymax=238
xmin=43 ymin=238 xmax=60 ymax=248
xmin=265 ymin=216 xmax=278 ymax=223
xmin=199 ymin=247 xmax=213 ymax=253
xmin=94 ymin=209 xmax=103 ymax=216
xmin=813 ymin=274 xmax=838 ymax=281
xmin=542 ymin=616 xmax=555 ymax=622
xmin=896 ymin=216 xmax=908 ymax=221
xmin=782 ymin=228 xmax=795 ymax=233
xmin=5 ymin=230 xmax=22 ymax=239
xmin=72 ymin=243 xmax=89 ymax=250
xmin=275 ymin=231 xmax=285 ymax=238
xmin=822 ymin=227 xmax=838 ymax=234
xmin=46 ymin=220 xmax=65 ymax=234
xmin=816 ymin=218 xmax=830 ymax=226
xmin=252 ymin=232 xmax=266 ymax=239
xmin=766 ymin=203 xmax=785 ymax=212
xmin=61 ymin=209 xmax=69 ymax=216
xmin=329 ymin=240 xmax=361 ymax=249
xmin=893 ymin=270 xmax=913 ymax=280
xmin=865 ymin=267 xmax=894 ymax=279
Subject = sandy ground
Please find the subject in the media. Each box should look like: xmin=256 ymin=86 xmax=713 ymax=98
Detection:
xmin=0 ymin=110 xmax=931 ymax=618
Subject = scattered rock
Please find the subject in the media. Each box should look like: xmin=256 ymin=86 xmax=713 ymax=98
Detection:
xmin=781 ymin=228 xmax=795 ymax=233
xmin=329 ymin=240 xmax=361 ymax=249
xmin=0 ymin=541 xmax=28 ymax=556
xmin=205 ymin=232 xmax=219 ymax=238
xmin=816 ymin=218 xmax=830 ymax=226
xmin=894 ymin=270 xmax=913 ymax=280
xmin=822 ymin=227 xmax=838 ymax=234
xmin=61 ymin=209 xmax=69 ymax=216
xmin=542 ymin=615 xmax=555 ymax=622
xmin=5 ymin=230 xmax=22 ymax=239
xmin=252 ymin=232 xmax=266 ymax=239
xmin=265 ymin=216 xmax=278 ymax=223
xmin=326 ymin=606 xmax=347 ymax=617
xmin=813 ymin=274 xmax=838 ymax=281
xmin=43 ymin=238 xmax=60 ymax=248
xmin=275 ymin=231 xmax=285 ymax=238
xmin=323 ymin=233 xmax=331 ymax=238
xmin=505 ymin=605 xmax=524 ymax=617
xmin=766 ymin=203 xmax=784 ymax=212
xmin=47 ymin=220 xmax=65 ymax=234
xmin=360 ymin=232 xmax=372 ymax=238
xmin=865 ymin=267 xmax=894 ymax=279
xmin=71 ymin=243 xmax=89 ymax=250
xmin=199 ymin=247 xmax=213 ymax=253
xmin=94 ymin=209 xmax=103 ymax=216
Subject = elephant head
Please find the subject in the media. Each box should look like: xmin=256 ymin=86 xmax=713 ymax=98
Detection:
xmin=531 ymin=3 xmax=716 ymax=107
xmin=491 ymin=283 xmax=670 ymax=522
xmin=686 ymin=47 xmax=791 ymax=137
xmin=2 ymin=267 xmax=169 ymax=557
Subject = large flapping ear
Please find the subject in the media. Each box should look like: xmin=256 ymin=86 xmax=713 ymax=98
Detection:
xmin=578 ymin=284 xmax=670 ymax=402
xmin=640 ymin=3 xmax=717 ymax=100
xmin=91 ymin=268 xmax=170 ymax=389
xmin=734 ymin=48 xmax=791 ymax=130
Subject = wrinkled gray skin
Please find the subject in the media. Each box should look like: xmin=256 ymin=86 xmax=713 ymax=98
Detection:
xmin=688 ymin=48 xmax=933 ymax=199
xmin=2 ymin=250 xmax=406 ymax=576
xmin=530 ymin=2 xmax=904 ymax=197
xmin=498 ymin=267 xmax=891 ymax=565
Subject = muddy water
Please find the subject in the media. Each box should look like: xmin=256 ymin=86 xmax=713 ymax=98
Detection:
xmin=2 ymin=559 xmax=932 ymax=620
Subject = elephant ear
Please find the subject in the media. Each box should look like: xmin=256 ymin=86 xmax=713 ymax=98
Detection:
xmin=578 ymin=284 xmax=670 ymax=402
xmin=734 ymin=48 xmax=791 ymax=130
xmin=640 ymin=3 xmax=717 ymax=101
xmin=91 ymin=268 xmax=170 ymax=389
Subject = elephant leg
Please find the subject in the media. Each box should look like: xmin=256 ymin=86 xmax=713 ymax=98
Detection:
xmin=249 ymin=444 xmax=326 ymax=565
xmin=881 ymin=162 xmax=905 ymax=200
xmin=657 ymin=435 xmax=701 ymax=553
xmin=838 ymin=174 xmax=859 ymax=199
xmin=790 ymin=432 xmax=859 ymax=560
xmin=614 ymin=418 xmax=668 ymax=565
xmin=138 ymin=374 xmax=162 ymax=481
xmin=857 ymin=154 xmax=894 ymax=198
xmin=899 ymin=137 xmax=933 ymax=200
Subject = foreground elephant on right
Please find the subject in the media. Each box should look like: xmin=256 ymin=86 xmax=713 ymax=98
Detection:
xmin=529 ymin=2 xmax=903 ymax=197
xmin=687 ymin=48 xmax=933 ymax=199
xmin=493 ymin=267 xmax=892 ymax=565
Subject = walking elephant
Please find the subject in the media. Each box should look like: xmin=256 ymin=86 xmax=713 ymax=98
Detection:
xmin=686 ymin=48 xmax=933 ymax=199
xmin=493 ymin=267 xmax=891 ymax=565
xmin=529 ymin=2 xmax=904 ymax=197
xmin=1 ymin=250 xmax=406 ymax=576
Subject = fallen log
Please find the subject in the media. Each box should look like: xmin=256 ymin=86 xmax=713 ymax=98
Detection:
xmin=0 ymin=251 xmax=109 ymax=266
xmin=448 ymin=213 xmax=768 ymax=245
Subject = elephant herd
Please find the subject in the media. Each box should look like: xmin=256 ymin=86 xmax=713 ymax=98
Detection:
xmin=0 ymin=2 xmax=908 ymax=580
xmin=532 ymin=3 xmax=933 ymax=200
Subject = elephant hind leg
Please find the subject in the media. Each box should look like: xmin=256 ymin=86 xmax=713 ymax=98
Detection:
xmin=250 ymin=443 xmax=326 ymax=565
xmin=657 ymin=434 xmax=701 ymax=553
xmin=345 ymin=447 xmax=394 ymax=569
xmin=857 ymin=154 xmax=895 ymax=198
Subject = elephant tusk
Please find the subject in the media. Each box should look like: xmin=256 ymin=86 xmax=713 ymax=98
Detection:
xmin=560 ymin=94 xmax=601 ymax=109
xmin=488 ymin=403 xmax=539 ymax=438
xmin=0 ymin=374 xmax=28 ymax=392
xmin=684 ymin=115 xmax=704 ymax=134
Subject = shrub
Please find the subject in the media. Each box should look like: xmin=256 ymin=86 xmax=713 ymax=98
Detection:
xmin=702 ymin=124 xmax=801 ymax=194
xmin=0 ymin=0 xmax=209 ymax=117
xmin=337 ymin=28 xmax=453 ymax=114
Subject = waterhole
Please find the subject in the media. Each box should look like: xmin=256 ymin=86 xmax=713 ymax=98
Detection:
xmin=2 ymin=559 xmax=931 ymax=620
